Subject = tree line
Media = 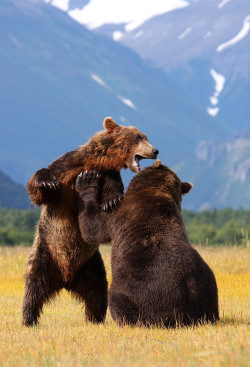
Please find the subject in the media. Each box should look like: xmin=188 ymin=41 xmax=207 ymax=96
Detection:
xmin=0 ymin=207 xmax=249 ymax=246
xmin=182 ymin=208 xmax=250 ymax=246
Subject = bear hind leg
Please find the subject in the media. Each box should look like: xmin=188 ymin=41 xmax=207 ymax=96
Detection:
xmin=109 ymin=292 xmax=140 ymax=326
xmin=22 ymin=277 xmax=60 ymax=326
xmin=22 ymin=248 xmax=62 ymax=327
xmin=68 ymin=250 xmax=108 ymax=323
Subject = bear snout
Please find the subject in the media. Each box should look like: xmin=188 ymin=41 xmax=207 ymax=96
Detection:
xmin=152 ymin=148 xmax=159 ymax=158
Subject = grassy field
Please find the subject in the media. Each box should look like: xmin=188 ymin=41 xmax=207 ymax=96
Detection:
xmin=0 ymin=245 xmax=249 ymax=367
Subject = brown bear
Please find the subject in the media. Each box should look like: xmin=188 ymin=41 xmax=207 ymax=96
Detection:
xmin=22 ymin=117 xmax=159 ymax=326
xmin=75 ymin=160 xmax=219 ymax=327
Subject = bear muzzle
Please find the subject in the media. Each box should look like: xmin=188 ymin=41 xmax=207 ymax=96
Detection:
xmin=129 ymin=142 xmax=159 ymax=173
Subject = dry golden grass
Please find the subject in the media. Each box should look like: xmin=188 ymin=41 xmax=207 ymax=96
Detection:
xmin=0 ymin=245 xmax=249 ymax=367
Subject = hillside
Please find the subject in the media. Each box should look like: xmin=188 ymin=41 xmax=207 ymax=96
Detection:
xmin=0 ymin=0 xmax=224 ymax=185
xmin=0 ymin=171 xmax=30 ymax=209
xmin=0 ymin=0 xmax=249 ymax=209
xmin=176 ymin=134 xmax=250 ymax=210
xmin=77 ymin=0 xmax=250 ymax=133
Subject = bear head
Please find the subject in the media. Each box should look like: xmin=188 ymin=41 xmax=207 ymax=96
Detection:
xmin=84 ymin=117 xmax=159 ymax=173
xmin=127 ymin=159 xmax=193 ymax=210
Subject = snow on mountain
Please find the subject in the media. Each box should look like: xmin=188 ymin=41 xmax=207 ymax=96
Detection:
xmin=91 ymin=73 xmax=109 ymax=89
xmin=82 ymin=72 xmax=136 ymax=108
xmin=217 ymin=14 xmax=250 ymax=52
xmin=95 ymin=0 xmax=249 ymax=131
xmin=48 ymin=0 xmax=249 ymax=130
xmin=178 ymin=27 xmax=192 ymax=40
xmin=207 ymin=106 xmax=219 ymax=117
xmin=45 ymin=0 xmax=70 ymax=11
xmin=217 ymin=0 xmax=232 ymax=9
xmin=118 ymin=95 xmax=136 ymax=109
xmin=207 ymin=69 xmax=225 ymax=117
xmin=3 ymin=0 xmax=227 ymax=186
xmin=113 ymin=31 xmax=124 ymax=41
xmin=2 ymin=0 xmax=249 ymax=209
xmin=90 ymin=73 xmax=136 ymax=108
xmin=46 ymin=0 xmax=189 ymax=31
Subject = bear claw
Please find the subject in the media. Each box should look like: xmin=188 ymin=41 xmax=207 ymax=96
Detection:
xmin=37 ymin=180 xmax=60 ymax=190
xmin=76 ymin=170 xmax=102 ymax=189
xmin=103 ymin=195 xmax=124 ymax=211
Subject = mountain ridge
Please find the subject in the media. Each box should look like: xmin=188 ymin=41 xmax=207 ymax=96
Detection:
xmin=0 ymin=0 xmax=249 ymax=210
xmin=0 ymin=170 xmax=30 ymax=209
xmin=0 ymin=0 xmax=226 ymax=184
xmin=72 ymin=0 xmax=250 ymax=132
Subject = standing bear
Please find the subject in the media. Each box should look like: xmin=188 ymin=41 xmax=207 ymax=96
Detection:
xmin=22 ymin=117 xmax=158 ymax=326
xmin=75 ymin=160 xmax=219 ymax=327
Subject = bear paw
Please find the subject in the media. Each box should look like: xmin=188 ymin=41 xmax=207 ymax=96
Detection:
xmin=34 ymin=169 xmax=61 ymax=191
xmin=103 ymin=194 xmax=124 ymax=212
xmin=75 ymin=170 xmax=102 ymax=193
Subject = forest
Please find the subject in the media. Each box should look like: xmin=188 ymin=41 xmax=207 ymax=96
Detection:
xmin=0 ymin=207 xmax=249 ymax=246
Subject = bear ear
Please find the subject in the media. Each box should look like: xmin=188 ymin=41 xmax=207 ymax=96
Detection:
xmin=152 ymin=159 xmax=161 ymax=168
xmin=103 ymin=117 xmax=119 ymax=133
xmin=181 ymin=182 xmax=193 ymax=195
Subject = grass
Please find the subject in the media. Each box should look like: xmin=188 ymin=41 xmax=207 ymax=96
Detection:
xmin=0 ymin=245 xmax=249 ymax=367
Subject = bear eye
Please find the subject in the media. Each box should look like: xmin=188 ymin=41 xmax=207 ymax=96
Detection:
xmin=135 ymin=134 xmax=143 ymax=143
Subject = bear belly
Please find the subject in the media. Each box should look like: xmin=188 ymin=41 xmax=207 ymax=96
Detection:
xmin=40 ymin=208 xmax=99 ymax=284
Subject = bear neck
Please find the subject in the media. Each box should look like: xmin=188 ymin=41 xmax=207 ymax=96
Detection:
xmin=48 ymin=143 xmax=125 ymax=186
xmin=82 ymin=135 xmax=128 ymax=172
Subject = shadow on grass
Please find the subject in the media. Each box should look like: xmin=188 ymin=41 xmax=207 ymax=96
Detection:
xmin=218 ymin=314 xmax=250 ymax=326
xmin=132 ymin=314 xmax=250 ymax=330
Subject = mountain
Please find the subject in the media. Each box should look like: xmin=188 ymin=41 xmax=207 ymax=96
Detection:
xmin=0 ymin=170 xmax=30 ymax=209
xmin=0 ymin=0 xmax=226 ymax=185
xmin=58 ymin=0 xmax=250 ymax=134
xmin=0 ymin=0 xmax=249 ymax=210
xmin=175 ymin=134 xmax=250 ymax=210
xmin=44 ymin=0 xmax=250 ymax=209
xmin=118 ymin=0 xmax=250 ymax=134
xmin=46 ymin=0 xmax=190 ymax=30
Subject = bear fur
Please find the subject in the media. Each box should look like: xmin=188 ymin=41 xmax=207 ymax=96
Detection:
xmin=22 ymin=117 xmax=158 ymax=326
xmin=75 ymin=160 xmax=219 ymax=327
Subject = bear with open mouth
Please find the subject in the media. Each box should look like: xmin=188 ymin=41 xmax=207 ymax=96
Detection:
xmin=22 ymin=117 xmax=158 ymax=326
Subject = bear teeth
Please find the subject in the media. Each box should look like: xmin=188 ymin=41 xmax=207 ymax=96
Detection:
xmin=133 ymin=156 xmax=141 ymax=173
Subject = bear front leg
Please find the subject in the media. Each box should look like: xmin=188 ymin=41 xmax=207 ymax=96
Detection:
xmin=75 ymin=170 xmax=102 ymax=214
xmin=76 ymin=170 xmax=111 ymax=244
xmin=27 ymin=168 xmax=62 ymax=206
xmin=68 ymin=250 xmax=108 ymax=323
